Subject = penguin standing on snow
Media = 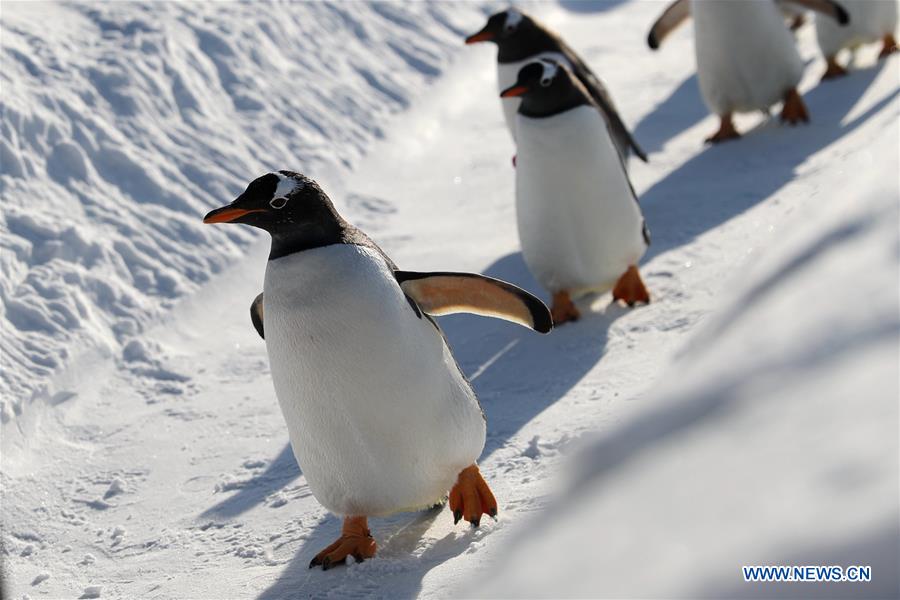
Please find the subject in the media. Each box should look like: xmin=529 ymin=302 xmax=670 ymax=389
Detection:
xmin=502 ymin=60 xmax=650 ymax=325
xmin=815 ymin=0 xmax=897 ymax=80
xmin=647 ymin=0 xmax=850 ymax=143
xmin=466 ymin=7 xmax=647 ymax=164
xmin=203 ymin=171 xmax=551 ymax=570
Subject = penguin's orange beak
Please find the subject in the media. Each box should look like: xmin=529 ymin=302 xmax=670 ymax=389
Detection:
xmin=203 ymin=206 xmax=263 ymax=224
xmin=500 ymin=85 xmax=528 ymax=98
xmin=465 ymin=30 xmax=493 ymax=44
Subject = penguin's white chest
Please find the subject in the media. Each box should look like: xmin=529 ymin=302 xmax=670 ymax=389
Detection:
xmin=515 ymin=105 xmax=647 ymax=296
xmin=497 ymin=51 xmax=569 ymax=140
xmin=815 ymin=0 xmax=898 ymax=56
xmin=263 ymin=245 xmax=485 ymax=517
xmin=692 ymin=0 xmax=803 ymax=114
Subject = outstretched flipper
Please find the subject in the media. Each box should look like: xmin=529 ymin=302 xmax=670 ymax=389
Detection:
xmin=780 ymin=0 xmax=849 ymax=24
xmin=647 ymin=0 xmax=691 ymax=50
xmin=250 ymin=292 xmax=265 ymax=339
xmin=395 ymin=271 xmax=552 ymax=334
xmin=560 ymin=44 xmax=648 ymax=163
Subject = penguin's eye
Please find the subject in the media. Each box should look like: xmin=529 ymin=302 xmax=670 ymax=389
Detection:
xmin=540 ymin=77 xmax=552 ymax=87
xmin=504 ymin=24 xmax=515 ymax=33
xmin=270 ymin=196 xmax=288 ymax=209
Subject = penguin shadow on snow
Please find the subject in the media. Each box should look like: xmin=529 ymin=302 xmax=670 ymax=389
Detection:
xmin=200 ymin=444 xmax=301 ymax=520
xmin=631 ymin=73 xmax=707 ymax=155
xmin=558 ymin=0 xmax=630 ymax=15
xmin=257 ymin=254 xmax=622 ymax=598
xmin=640 ymin=61 xmax=896 ymax=259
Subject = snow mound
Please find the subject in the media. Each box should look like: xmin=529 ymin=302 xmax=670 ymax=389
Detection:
xmin=0 ymin=1 xmax=486 ymax=422
xmin=475 ymin=177 xmax=900 ymax=598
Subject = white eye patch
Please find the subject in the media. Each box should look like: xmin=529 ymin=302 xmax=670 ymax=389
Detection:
xmin=504 ymin=9 xmax=523 ymax=30
xmin=274 ymin=173 xmax=300 ymax=198
xmin=538 ymin=59 xmax=558 ymax=87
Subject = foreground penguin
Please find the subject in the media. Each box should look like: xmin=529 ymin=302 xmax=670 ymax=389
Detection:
xmin=203 ymin=172 xmax=551 ymax=569
xmin=466 ymin=8 xmax=647 ymax=164
xmin=815 ymin=0 xmax=898 ymax=80
xmin=648 ymin=0 xmax=850 ymax=143
xmin=502 ymin=60 xmax=650 ymax=324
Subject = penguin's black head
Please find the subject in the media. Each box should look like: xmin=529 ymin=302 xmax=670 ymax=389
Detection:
xmin=466 ymin=8 xmax=555 ymax=62
xmin=203 ymin=171 xmax=331 ymax=233
xmin=465 ymin=9 xmax=526 ymax=44
xmin=500 ymin=60 xmax=589 ymax=118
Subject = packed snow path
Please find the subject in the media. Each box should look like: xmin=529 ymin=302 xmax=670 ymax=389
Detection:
xmin=3 ymin=1 xmax=898 ymax=598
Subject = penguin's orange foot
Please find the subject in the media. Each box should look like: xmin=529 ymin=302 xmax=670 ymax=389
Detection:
xmin=449 ymin=464 xmax=497 ymax=528
xmin=309 ymin=516 xmax=376 ymax=571
xmin=821 ymin=56 xmax=848 ymax=80
xmin=612 ymin=265 xmax=650 ymax=307
xmin=780 ymin=88 xmax=809 ymax=125
xmin=550 ymin=290 xmax=580 ymax=325
xmin=704 ymin=114 xmax=740 ymax=144
xmin=879 ymin=34 xmax=898 ymax=59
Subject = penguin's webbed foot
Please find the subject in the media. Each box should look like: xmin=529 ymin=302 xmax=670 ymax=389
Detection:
xmin=821 ymin=56 xmax=848 ymax=81
xmin=704 ymin=114 xmax=740 ymax=144
xmin=550 ymin=290 xmax=580 ymax=325
xmin=449 ymin=464 xmax=497 ymax=528
xmin=612 ymin=265 xmax=650 ymax=307
xmin=309 ymin=516 xmax=376 ymax=571
xmin=879 ymin=34 xmax=898 ymax=59
xmin=780 ymin=89 xmax=810 ymax=125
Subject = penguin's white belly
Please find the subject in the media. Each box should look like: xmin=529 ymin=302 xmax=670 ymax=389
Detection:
xmin=816 ymin=0 xmax=898 ymax=56
xmin=693 ymin=0 xmax=803 ymax=114
xmin=263 ymin=245 xmax=485 ymax=517
xmin=515 ymin=105 xmax=646 ymax=296
xmin=497 ymin=51 xmax=569 ymax=141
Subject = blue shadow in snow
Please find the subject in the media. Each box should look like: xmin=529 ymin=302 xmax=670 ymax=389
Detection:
xmin=200 ymin=444 xmax=301 ymax=520
xmin=640 ymin=61 xmax=897 ymax=262
xmin=558 ymin=0 xmax=630 ymax=14
xmin=632 ymin=73 xmax=706 ymax=155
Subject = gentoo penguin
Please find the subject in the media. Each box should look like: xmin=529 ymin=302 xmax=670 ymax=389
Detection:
xmin=203 ymin=172 xmax=551 ymax=569
xmin=466 ymin=8 xmax=647 ymax=164
xmin=815 ymin=0 xmax=898 ymax=80
xmin=647 ymin=0 xmax=850 ymax=143
xmin=501 ymin=60 xmax=650 ymax=324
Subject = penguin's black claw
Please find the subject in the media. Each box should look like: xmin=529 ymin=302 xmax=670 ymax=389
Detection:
xmin=489 ymin=507 xmax=498 ymax=519
xmin=470 ymin=516 xmax=481 ymax=528
xmin=321 ymin=556 xmax=334 ymax=571
xmin=453 ymin=509 xmax=463 ymax=525
xmin=309 ymin=556 xmax=321 ymax=569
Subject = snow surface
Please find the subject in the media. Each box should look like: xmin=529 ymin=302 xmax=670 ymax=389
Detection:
xmin=2 ymin=1 xmax=898 ymax=598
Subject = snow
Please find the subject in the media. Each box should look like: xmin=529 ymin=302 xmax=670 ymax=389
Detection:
xmin=0 ymin=0 xmax=486 ymax=427
xmin=2 ymin=1 xmax=898 ymax=599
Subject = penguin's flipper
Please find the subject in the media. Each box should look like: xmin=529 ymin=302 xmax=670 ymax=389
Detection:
xmin=250 ymin=292 xmax=265 ymax=339
xmin=647 ymin=0 xmax=691 ymax=50
xmin=780 ymin=0 xmax=849 ymax=24
xmin=561 ymin=46 xmax=648 ymax=162
xmin=395 ymin=271 xmax=552 ymax=333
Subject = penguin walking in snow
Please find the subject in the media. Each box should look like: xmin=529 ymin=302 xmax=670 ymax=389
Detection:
xmin=815 ymin=0 xmax=897 ymax=80
xmin=647 ymin=0 xmax=851 ymax=143
xmin=502 ymin=60 xmax=650 ymax=325
xmin=466 ymin=7 xmax=647 ymax=165
xmin=203 ymin=172 xmax=551 ymax=569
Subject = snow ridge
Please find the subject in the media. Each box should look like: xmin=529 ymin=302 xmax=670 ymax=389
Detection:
xmin=0 ymin=1 xmax=487 ymax=421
